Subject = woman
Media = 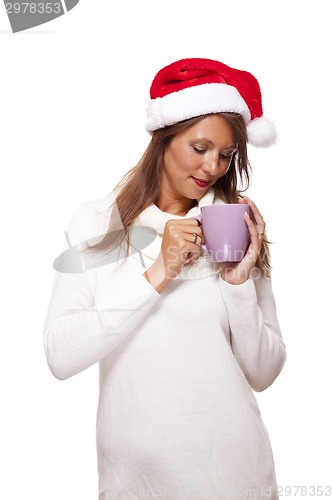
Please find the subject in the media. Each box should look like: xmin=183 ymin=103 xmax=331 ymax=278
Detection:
xmin=44 ymin=58 xmax=286 ymax=499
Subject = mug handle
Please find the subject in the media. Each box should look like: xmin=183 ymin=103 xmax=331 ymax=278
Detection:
xmin=193 ymin=215 xmax=208 ymax=253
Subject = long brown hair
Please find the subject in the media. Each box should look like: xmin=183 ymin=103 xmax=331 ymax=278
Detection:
xmin=83 ymin=112 xmax=271 ymax=277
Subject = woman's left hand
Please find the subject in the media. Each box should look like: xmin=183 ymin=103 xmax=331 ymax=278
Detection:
xmin=219 ymin=196 xmax=266 ymax=285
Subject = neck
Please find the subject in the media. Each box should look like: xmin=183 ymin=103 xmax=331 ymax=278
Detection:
xmin=154 ymin=195 xmax=198 ymax=216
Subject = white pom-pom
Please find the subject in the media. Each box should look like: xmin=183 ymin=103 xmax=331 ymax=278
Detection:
xmin=246 ymin=116 xmax=277 ymax=148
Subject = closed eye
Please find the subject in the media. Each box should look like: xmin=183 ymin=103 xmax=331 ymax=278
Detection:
xmin=193 ymin=145 xmax=206 ymax=153
xmin=193 ymin=145 xmax=238 ymax=160
xmin=220 ymin=148 xmax=238 ymax=161
xmin=220 ymin=152 xmax=233 ymax=160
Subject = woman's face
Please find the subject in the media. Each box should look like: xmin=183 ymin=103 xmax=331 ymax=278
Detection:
xmin=161 ymin=114 xmax=237 ymax=201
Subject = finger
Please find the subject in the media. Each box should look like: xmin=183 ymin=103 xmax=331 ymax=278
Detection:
xmin=242 ymin=215 xmax=263 ymax=269
xmin=183 ymin=228 xmax=204 ymax=245
xmin=244 ymin=211 xmax=261 ymax=247
xmin=166 ymin=221 xmax=203 ymax=234
xmin=172 ymin=218 xmax=202 ymax=227
xmin=184 ymin=233 xmax=202 ymax=246
xmin=183 ymin=243 xmax=202 ymax=262
xmin=242 ymin=196 xmax=263 ymax=220
xmin=185 ymin=251 xmax=201 ymax=265
xmin=164 ymin=224 xmax=203 ymax=246
xmin=242 ymin=197 xmax=265 ymax=231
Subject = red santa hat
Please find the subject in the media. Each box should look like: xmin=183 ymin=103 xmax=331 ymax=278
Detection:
xmin=146 ymin=58 xmax=276 ymax=148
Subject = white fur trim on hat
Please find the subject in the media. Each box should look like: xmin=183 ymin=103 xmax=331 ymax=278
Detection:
xmin=246 ymin=116 xmax=277 ymax=148
xmin=146 ymin=83 xmax=251 ymax=132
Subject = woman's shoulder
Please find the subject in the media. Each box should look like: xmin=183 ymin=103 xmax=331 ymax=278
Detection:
xmin=76 ymin=189 xmax=117 ymax=214
xmin=66 ymin=189 xmax=119 ymax=245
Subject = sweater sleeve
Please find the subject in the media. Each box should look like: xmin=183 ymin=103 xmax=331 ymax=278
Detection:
xmin=43 ymin=201 xmax=160 ymax=381
xmin=218 ymin=275 xmax=286 ymax=392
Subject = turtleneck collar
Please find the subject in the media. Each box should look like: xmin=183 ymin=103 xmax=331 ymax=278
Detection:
xmin=134 ymin=188 xmax=216 ymax=236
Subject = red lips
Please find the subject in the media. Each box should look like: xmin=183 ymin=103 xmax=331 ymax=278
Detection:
xmin=191 ymin=176 xmax=210 ymax=188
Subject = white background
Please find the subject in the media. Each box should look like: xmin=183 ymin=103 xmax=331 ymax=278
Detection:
xmin=1 ymin=1 xmax=332 ymax=498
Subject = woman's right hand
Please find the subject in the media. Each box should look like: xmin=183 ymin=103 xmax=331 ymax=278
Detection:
xmin=160 ymin=219 xmax=203 ymax=279
xmin=143 ymin=219 xmax=203 ymax=292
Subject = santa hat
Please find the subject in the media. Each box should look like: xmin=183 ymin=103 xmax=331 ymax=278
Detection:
xmin=146 ymin=58 xmax=276 ymax=148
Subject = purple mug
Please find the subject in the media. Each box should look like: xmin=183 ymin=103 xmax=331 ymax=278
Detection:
xmin=193 ymin=204 xmax=251 ymax=262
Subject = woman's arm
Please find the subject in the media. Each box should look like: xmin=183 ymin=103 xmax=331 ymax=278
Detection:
xmin=44 ymin=267 xmax=160 ymax=381
xmin=43 ymin=202 xmax=160 ymax=381
xmin=218 ymin=275 xmax=286 ymax=392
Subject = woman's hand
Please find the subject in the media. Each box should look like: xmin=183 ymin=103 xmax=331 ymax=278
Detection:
xmin=219 ymin=196 xmax=266 ymax=285
xmin=143 ymin=219 xmax=203 ymax=293
xmin=160 ymin=219 xmax=203 ymax=280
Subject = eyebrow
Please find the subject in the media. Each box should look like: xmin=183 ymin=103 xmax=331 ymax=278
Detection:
xmin=192 ymin=137 xmax=238 ymax=151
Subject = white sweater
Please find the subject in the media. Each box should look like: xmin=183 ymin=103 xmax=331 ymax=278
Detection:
xmin=43 ymin=188 xmax=286 ymax=500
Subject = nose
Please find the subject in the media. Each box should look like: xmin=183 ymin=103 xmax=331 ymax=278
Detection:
xmin=201 ymin=153 xmax=220 ymax=176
